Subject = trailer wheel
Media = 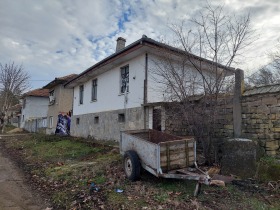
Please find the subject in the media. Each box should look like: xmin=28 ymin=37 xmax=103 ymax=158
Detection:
xmin=194 ymin=182 xmax=201 ymax=197
xmin=124 ymin=150 xmax=140 ymax=181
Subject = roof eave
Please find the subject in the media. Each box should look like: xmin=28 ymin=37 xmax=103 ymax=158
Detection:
xmin=65 ymin=36 xmax=237 ymax=88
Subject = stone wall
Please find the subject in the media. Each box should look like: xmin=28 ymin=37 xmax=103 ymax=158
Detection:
xmin=71 ymin=107 xmax=145 ymax=141
xmin=164 ymin=90 xmax=280 ymax=156
xmin=242 ymin=93 xmax=280 ymax=156
xmin=164 ymin=95 xmax=234 ymax=141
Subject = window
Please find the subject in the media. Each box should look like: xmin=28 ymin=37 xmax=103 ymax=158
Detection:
xmin=79 ymin=85 xmax=84 ymax=104
xmin=91 ymin=79 xmax=97 ymax=101
xmin=76 ymin=118 xmax=80 ymax=125
xmin=120 ymin=65 xmax=129 ymax=93
xmin=42 ymin=118 xmax=47 ymax=127
xmin=22 ymin=115 xmax=24 ymax=122
xmin=49 ymin=90 xmax=55 ymax=104
xmin=49 ymin=116 xmax=53 ymax=128
xmin=118 ymin=113 xmax=125 ymax=123
xmin=94 ymin=116 xmax=99 ymax=124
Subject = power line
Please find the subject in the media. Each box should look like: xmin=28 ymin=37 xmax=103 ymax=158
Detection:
xmin=28 ymin=80 xmax=52 ymax=81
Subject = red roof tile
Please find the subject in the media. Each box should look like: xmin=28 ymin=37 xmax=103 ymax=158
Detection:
xmin=23 ymin=88 xmax=49 ymax=98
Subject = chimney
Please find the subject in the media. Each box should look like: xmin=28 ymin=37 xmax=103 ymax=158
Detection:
xmin=116 ymin=37 xmax=126 ymax=52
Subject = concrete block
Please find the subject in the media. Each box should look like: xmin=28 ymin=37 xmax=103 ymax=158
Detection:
xmin=224 ymin=125 xmax=234 ymax=129
xmin=266 ymin=141 xmax=279 ymax=151
xmin=270 ymin=106 xmax=280 ymax=114
xmin=270 ymin=114 xmax=276 ymax=120
xmin=221 ymin=138 xmax=258 ymax=178
xmin=246 ymin=101 xmax=262 ymax=107
xmin=273 ymin=128 xmax=280 ymax=132
xmin=262 ymin=97 xmax=278 ymax=105
xmin=258 ymin=105 xmax=270 ymax=114
xmin=266 ymin=150 xmax=277 ymax=156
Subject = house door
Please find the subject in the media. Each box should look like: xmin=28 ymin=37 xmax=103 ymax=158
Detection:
xmin=152 ymin=108 xmax=161 ymax=131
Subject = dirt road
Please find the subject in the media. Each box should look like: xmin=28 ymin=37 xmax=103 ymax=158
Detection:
xmin=0 ymin=135 xmax=48 ymax=210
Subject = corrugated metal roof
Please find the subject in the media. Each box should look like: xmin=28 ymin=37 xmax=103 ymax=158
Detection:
xmin=243 ymin=84 xmax=280 ymax=96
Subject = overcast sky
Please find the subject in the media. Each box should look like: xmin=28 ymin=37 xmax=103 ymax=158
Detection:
xmin=0 ymin=0 xmax=279 ymax=90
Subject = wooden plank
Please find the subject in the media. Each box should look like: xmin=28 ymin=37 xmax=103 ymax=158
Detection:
xmin=161 ymin=158 xmax=195 ymax=168
xmin=160 ymin=156 xmax=194 ymax=163
xmin=160 ymin=150 xmax=194 ymax=157
xmin=160 ymin=139 xmax=194 ymax=146
xmin=160 ymin=144 xmax=194 ymax=152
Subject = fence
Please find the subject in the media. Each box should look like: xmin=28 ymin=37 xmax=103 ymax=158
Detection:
xmin=24 ymin=117 xmax=47 ymax=133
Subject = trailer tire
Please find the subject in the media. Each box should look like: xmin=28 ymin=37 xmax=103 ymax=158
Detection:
xmin=124 ymin=150 xmax=141 ymax=181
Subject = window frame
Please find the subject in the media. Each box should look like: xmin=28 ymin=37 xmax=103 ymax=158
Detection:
xmin=49 ymin=90 xmax=55 ymax=105
xmin=91 ymin=79 xmax=98 ymax=101
xmin=94 ymin=116 xmax=99 ymax=124
xmin=120 ymin=65 xmax=129 ymax=94
xmin=49 ymin=116 xmax=53 ymax=128
xmin=79 ymin=85 xmax=84 ymax=105
xmin=118 ymin=113 xmax=125 ymax=123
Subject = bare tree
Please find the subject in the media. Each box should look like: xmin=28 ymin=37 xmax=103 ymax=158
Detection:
xmin=270 ymin=40 xmax=280 ymax=71
xmin=247 ymin=40 xmax=280 ymax=86
xmin=151 ymin=3 xmax=255 ymax=164
xmin=0 ymin=62 xmax=30 ymax=132
xmin=247 ymin=66 xmax=280 ymax=86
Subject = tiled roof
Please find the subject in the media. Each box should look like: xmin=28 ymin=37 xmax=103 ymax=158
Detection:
xmin=23 ymin=88 xmax=49 ymax=98
xmin=243 ymin=83 xmax=280 ymax=96
xmin=56 ymin=74 xmax=77 ymax=81
xmin=43 ymin=73 xmax=78 ymax=89
xmin=64 ymin=35 xmax=236 ymax=88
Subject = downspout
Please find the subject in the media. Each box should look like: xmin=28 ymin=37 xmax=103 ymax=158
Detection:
xmin=143 ymin=53 xmax=148 ymax=129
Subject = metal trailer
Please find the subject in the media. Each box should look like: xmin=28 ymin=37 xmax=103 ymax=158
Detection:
xmin=120 ymin=129 xmax=211 ymax=196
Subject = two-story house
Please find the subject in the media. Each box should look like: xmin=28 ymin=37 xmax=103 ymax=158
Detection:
xmin=65 ymin=35 xmax=235 ymax=141
xmin=20 ymin=88 xmax=49 ymax=129
xmin=43 ymin=74 xmax=77 ymax=134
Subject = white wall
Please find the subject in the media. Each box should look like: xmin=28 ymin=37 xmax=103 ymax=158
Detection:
xmin=73 ymin=54 xmax=146 ymax=115
xmin=147 ymin=53 xmax=205 ymax=103
xmin=21 ymin=96 xmax=49 ymax=128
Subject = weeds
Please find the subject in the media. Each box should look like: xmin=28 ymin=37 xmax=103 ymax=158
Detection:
xmin=1 ymin=133 xmax=279 ymax=210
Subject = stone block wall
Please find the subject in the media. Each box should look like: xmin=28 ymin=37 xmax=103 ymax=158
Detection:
xmin=164 ymin=91 xmax=280 ymax=156
xmin=242 ymin=93 xmax=280 ymax=156
xmin=164 ymin=95 xmax=234 ymax=140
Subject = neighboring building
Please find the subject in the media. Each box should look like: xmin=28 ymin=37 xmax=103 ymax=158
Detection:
xmin=6 ymin=104 xmax=22 ymax=127
xmin=20 ymin=89 xmax=49 ymax=129
xmin=43 ymin=74 xmax=77 ymax=134
xmin=65 ymin=35 xmax=235 ymax=141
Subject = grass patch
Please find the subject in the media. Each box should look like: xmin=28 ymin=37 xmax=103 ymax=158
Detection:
xmin=3 ymin=124 xmax=16 ymax=133
xmin=257 ymin=156 xmax=280 ymax=182
xmin=32 ymin=140 xmax=101 ymax=160
xmin=15 ymin=134 xmax=104 ymax=162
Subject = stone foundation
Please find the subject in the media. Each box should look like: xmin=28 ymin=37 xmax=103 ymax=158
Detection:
xmin=70 ymin=107 xmax=145 ymax=141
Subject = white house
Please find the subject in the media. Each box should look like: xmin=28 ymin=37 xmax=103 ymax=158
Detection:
xmin=20 ymin=88 xmax=49 ymax=129
xmin=65 ymin=35 xmax=235 ymax=141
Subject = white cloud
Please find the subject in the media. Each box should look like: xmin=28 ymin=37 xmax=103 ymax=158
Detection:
xmin=0 ymin=0 xmax=279 ymax=89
